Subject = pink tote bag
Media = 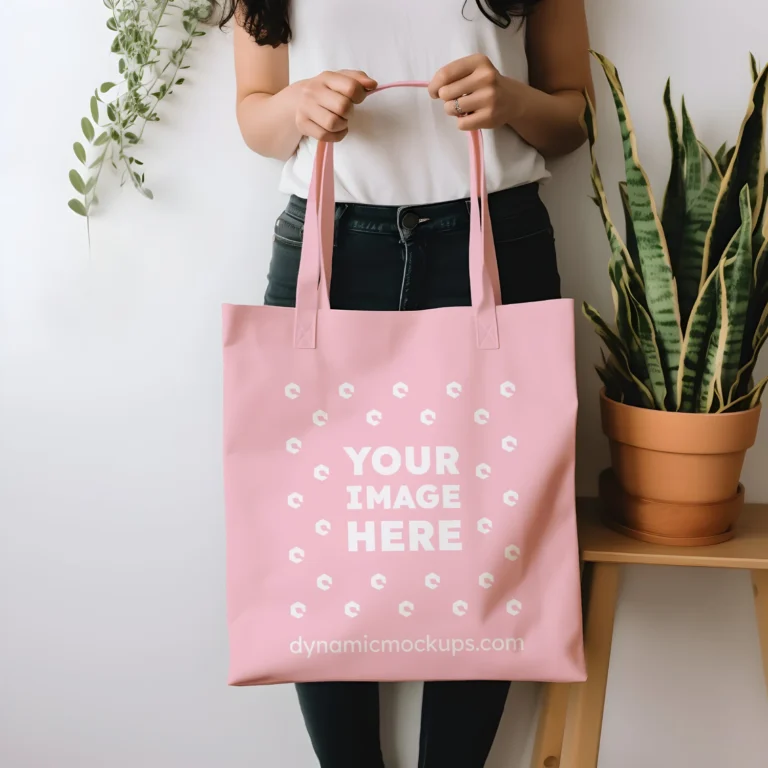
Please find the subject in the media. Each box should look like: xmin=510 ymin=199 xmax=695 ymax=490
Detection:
xmin=222 ymin=83 xmax=585 ymax=686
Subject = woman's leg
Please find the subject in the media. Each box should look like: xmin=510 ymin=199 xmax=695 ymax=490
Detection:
xmin=418 ymin=680 xmax=511 ymax=768
xmin=296 ymin=682 xmax=385 ymax=768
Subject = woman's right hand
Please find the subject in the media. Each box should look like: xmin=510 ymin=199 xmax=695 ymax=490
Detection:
xmin=294 ymin=70 xmax=378 ymax=143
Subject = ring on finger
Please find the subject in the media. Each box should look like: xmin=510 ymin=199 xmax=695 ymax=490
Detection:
xmin=454 ymin=98 xmax=468 ymax=117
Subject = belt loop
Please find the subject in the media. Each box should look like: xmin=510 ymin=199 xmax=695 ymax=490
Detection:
xmin=333 ymin=203 xmax=348 ymax=246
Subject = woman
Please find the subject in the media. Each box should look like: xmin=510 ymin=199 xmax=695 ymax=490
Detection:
xmin=222 ymin=1 xmax=593 ymax=766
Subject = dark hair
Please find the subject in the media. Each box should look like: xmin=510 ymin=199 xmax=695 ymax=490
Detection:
xmin=218 ymin=1 xmax=542 ymax=47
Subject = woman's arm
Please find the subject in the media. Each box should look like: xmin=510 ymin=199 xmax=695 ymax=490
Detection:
xmin=234 ymin=23 xmax=377 ymax=161
xmin=234 ymin=27 xmax=299 ymax=160
xmin=428 ymin=0 xmax=594 ymax=159
xmin=518 ymin=0 xmax=595 ymax=156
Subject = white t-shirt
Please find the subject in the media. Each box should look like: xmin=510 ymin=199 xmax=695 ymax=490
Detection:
xmin=279 ymin=0 xmax=549 ymax=205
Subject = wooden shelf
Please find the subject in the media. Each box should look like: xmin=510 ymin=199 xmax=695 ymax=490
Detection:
xmin=577 ymin=497 xmax=768 ymax=570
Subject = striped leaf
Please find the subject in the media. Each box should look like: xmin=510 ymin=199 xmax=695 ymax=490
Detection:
xmin=741 ymin=235 xmax=768 ymax=375
xmin=714 ymin=142 xmax=730 ymax=173
xmin=698 ymin=141 xmax=724 ymax=182
xmin=596 ymin=349 xmax=627 ymax=402
xmin=619 ymin=182 xmax=640 ymax=272
xmin=583 ymin=94 xmax=646 ymax=298
xmin=720 ymin=146 xmax=737 ymax=175
xmin=731 ymin=303 xmax=768 ymax=400
xmin=592 ymin=52 xmax=683 ymax=397
xmin=583 ymin=302 xmax=655 ymax=408
xmin=754 ymin=170 xmax=768 ymax=251
xmin=610 ymin=257 xmax=655 ymax=399
xmin=703 ymin=64 xmax=768 ymax=282
xmin=682 ymin=98 xmax=703 ymax=194
xmin=662 ymin=80 xmax=686 ymax=272
xmin=698 ymin=271 xmax=724 ymax=413
xmin=611 ymin=258 xmax=639 ymax=351
xmin=718 ymin=186 xmax=754 ymax=400
xmin=699 ymin=199 xmax=753 ymax=412
xmin=595 ymin=364 xmax=623 ymax=403
xmin=625 ymin=278 xmax=668 ymax=409
xmin=721 ymin=377 xmax=767 ymax=412
xmin=677 ymin=264 xmax=719 ymax=411
xmin=677 ymin=151 xmax=725 ymax=330
xmin=756 ymin=236 xmax=768 ymax=285
xmin=751 ymin=53 xmax=760 ymax=83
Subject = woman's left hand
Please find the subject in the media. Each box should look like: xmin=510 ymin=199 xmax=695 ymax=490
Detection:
xmin=428 ymin=54 xmax=522 ymax=131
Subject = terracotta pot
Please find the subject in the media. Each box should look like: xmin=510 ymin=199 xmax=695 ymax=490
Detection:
xmin=599 ymin=469 xmax=743 ymax=545
xmin=599 ymin=390 xmax=761 ymax=542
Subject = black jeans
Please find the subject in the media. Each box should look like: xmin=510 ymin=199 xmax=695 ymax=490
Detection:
xmin=264 ymin=184 xmax=560 ymax=768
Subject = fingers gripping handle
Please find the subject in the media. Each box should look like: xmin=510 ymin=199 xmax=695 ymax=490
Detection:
xmin=293 ymin=82 xmax=500 ymax=350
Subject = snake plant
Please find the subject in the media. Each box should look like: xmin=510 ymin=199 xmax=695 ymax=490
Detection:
xmin=584 ymin=52 xmax=768 ymax=413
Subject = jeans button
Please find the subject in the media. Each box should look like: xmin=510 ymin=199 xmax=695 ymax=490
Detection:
xmin=402 ymin=211 xmax=420 ymax=230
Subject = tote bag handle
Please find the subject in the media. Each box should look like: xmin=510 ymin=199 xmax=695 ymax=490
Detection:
xmin=293 ymin=81 xmax=502 ymax=350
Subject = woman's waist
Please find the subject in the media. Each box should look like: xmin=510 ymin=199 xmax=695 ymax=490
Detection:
xmin=284 ymin=183 xmax=548 ymax=237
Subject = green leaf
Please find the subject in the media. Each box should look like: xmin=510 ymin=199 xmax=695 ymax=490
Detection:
xmin=714 ymin=142 xmax=729 ymax=171
xmin=90 ymin=96 xmax=99 ymax=123
xmin=703 ymin=64 xmax=768 ymax=281
xmin=754 ymin=170 xmax=768 ymax=252
xmin=677 ymin=156 xmax=723 ymax=330
xmin=681 ymin=97 xmax=703 ymax=194
xmin=661 ymin=80 xmax=686 ymax=273
xmin=68 ymin=199 xmax=87 ymax=217
xmin=718 ymin=186 xmax=754 ymax=400
xmin=84 ymin=176 xmax=97 ymax=195
xmin=698 ymin=276 xmax=723 ymax=414
xmin=628 ymin=282 xmax=667 ymax=409
xmin=732 ymin=305 xmax=768 ymax=401
xmin=698 ymin=140 xmax=724 ymax=182
xmin=106 ymin=17 xmax=117 ymax=31
xmin=582 ymin=95 xmax=644 ymax=291
xmin=107 ymin=104 xmax=117 ymax=122
xmin=720 ymin=146 xmax=737 ymax=175
xmin=720 ymin=377 xmax=767 ymax=412
xmin=618 ymin=182 xmax=639 ymax=271
xmin=94 ymin=131 xmax=109 ymax=147
xmin=69 ymin=169 xmax=86 ymax=194
xmin=595 ymin=348 xmax=629 ymax=402
xmin=582 ymin=301 xmax=655 ymax=407
xmin=141 ymin=187 xmax=154 ymax=200
xmin=698 ymin=192 xmax=754 ymax=411
xmin=610 ymin=257 xmax=649 ymax=388
xmin=81 ymin=117 xmax=95 ymax=143
xmin=73 ymin=142 xmax=86 ymax=164
xmin=677 ymin=264 xmax=719 ymax=411
xmin=592 ymin=52 xmax=683 ymax=401
xmin=100 ymin=82 xmax=117 ymax=93
xmin=612 ymin=258 xmax=667 ymax=409
xmin=175 ymin=78 xmax=185 ymax=85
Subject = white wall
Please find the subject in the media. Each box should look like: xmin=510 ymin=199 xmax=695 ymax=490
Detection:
xmin=1 ymin=0 xmax=767 ymax=766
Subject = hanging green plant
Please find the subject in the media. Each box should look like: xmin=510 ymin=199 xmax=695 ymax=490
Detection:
xmin=68 ymin=0 xmax=214 ymax=220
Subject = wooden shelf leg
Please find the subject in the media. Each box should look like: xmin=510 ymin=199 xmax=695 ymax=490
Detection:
xmin=530 ymin=683 xmax=570 ymax=768
xmin=560 ymin=562 xmax=621 ymax=768
xmin=752 ymin=570 xmax=768 ymax=696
